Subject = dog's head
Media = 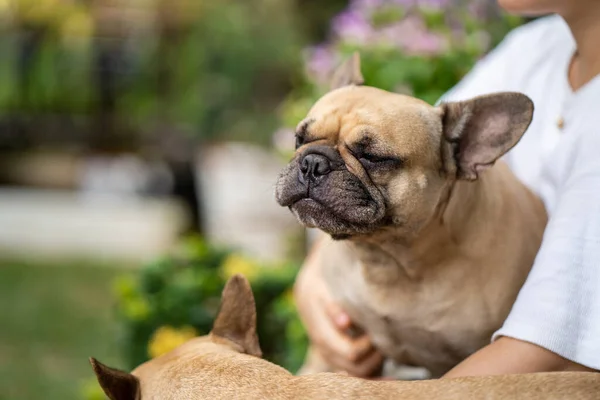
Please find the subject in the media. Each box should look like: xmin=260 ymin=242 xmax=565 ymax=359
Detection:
xmin=90 ymin=275 xmax=266 ymax=400
xmin=275 ymin=53 xmax=534 ymax=239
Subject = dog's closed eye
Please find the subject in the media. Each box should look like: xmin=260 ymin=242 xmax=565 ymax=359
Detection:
xmin=358 ymin=153 xmax=403 ymax=170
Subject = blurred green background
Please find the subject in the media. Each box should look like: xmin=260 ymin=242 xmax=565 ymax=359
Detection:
xmin=0 ymin=1 xmax=523 ymax=399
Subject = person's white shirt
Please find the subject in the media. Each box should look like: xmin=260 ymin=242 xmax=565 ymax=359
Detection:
xmin=439 ymin=14 xmax=600 ymax=369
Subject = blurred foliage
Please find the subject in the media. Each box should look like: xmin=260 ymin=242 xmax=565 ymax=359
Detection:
xmin=0 ymin=0 xmax=304 ymax=145
xmin=276 ymin=0 xmax=524 ymax=151
xmin=84 ymin=235 xmax=307 ymax=399
xmin=112 ymin=235 xmax=307 ymax=374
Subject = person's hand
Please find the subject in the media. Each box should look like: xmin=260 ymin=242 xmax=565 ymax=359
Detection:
xmin=293 ymin=241 xmax=384 ymax=377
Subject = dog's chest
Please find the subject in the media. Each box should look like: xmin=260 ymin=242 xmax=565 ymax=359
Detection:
xmin=324 ymin=253 xmax=488 ymax=378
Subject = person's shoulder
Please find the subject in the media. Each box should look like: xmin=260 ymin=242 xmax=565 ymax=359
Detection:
xmin=502 ymin=14 xmax=572 ymax=52
xmin=436 ymin=15 xmax=573 ymax=104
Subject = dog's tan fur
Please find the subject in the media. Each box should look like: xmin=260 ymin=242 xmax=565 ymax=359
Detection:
xmin=275 ymin=54 xmax=548 ymax=378
xmin=91 ymin=275 xmax=600 ymax=400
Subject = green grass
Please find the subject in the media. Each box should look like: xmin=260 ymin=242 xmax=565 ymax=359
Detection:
xmin=0 ymin=259 xmax=125 ymax=400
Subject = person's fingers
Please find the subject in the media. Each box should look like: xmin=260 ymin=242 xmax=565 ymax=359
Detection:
xmin=351 ymin=349 xmax=384 ymax=377
xmin=315 ymin=326 xmax=381 ymax=372
xmin=324 ymin=301 xmax=352 ymax=330
xmin=313 ymin=315 xmax=375 ymax=362
xmin=324 ymin=346 xmax=384 ymax=378
xmin=332 ymin=333 xmax=376 ymax=363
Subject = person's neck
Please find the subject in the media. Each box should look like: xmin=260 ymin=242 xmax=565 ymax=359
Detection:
xmin=562 ymin=8 xmax=600 ymax=91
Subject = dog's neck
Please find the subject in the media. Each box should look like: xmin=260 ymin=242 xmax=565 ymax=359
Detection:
xmin=347 ymin=167 xmax=508 ymax=285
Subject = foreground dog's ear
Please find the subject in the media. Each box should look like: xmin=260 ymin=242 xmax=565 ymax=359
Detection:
xmin=439 ymin=92 xmax=534 ymax=180
xmin=211 ymin=274 xmax=262 ymax=357
xmin=90 ymin=358 xmax=140 ymax=400
xmin=330 ymin=52 xmax=364 ymax=91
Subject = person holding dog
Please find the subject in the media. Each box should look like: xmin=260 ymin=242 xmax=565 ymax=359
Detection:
xmin=294 ymin=0 xmax=600 ymax=378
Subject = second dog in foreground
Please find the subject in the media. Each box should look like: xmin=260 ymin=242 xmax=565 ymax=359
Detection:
xmin=90 ymin=275 xmax=600 ymax=400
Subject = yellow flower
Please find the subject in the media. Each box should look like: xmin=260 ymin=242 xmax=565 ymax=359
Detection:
xmin=15 ymin=0 xmax=60 ymax=25
xmin=220 ymin=254 xmax=260 ymax=282
xmin=60 ymin=6 xmax=93 ymax=46
xmin=148 ymin=326 xmax=198 ymax=359
xmin=0 ymin=0 xmax=11 ymax=17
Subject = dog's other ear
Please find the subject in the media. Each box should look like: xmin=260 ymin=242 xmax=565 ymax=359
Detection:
xmin=90 ymin=358 xmax=140 ymax=400
xmin=330 ymin=52 xmax=364 ymax=91
xmin=211 ymin=274 xmax=262 ymax=357
xmin=439 ymin=92 xmax=534 ymax=180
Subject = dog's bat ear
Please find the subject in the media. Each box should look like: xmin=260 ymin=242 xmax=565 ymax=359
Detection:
xmin=438 ymin=92 xmax=534 ymax=180
xmin=330 ymin=52 xmax=364 ymax=91
xmin=211 ymin=274 xmax=262 ymax=358
xmin=89 ymin=357 xmax=140 ymax=400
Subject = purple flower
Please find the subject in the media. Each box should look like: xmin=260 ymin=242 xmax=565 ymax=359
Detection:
xmin=389 ymin=0 xmax=418 ymax=7
xmin=304 ymin=45 xmax=339 ymax=84
xmin=350 ymin=0 xmax=418 ymax=14
xmin=405 ymin=30 xmax=447 ymax=55
xmin=377 ymin=16 xmax=446 ymax=55
xmin=331 ymin=10 xmax=374 ymax=44
xmin=415 ymin=0 xmax=452 ymax=9
xmin=349 ymin=0 xmax=384 ymax=14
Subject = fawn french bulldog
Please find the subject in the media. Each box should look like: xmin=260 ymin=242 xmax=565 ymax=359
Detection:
xmin=275 ymin=53 xmax=547 ymax=378
xmin=91 ymin=275 xmax=599 ymax=399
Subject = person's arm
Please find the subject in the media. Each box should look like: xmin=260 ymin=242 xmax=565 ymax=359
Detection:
xmin=447 ymin=116 xmax=600 ymax=378
xmin=443 ymin=337 xmax=595 ymax=378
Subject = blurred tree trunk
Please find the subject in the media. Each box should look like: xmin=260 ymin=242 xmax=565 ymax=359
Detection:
xmin=91 ymin=0 xmax=131 ymax=153
xmin=154 ymin=0 xmax=203 ymax=235
xmin=292 ymin=0 xmax=348 ymax=42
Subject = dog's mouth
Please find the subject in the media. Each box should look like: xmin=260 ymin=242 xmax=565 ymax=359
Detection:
xmin=277 ymin=177 xmax=386 ymax=238
xmin=289 ymin=198 xmax=377 ymax=239
xmin=289 ymin=198 xmax=331 ymax=227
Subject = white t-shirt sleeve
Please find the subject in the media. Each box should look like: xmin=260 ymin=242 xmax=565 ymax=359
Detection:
xmin=493 ymin=117 xmax=600 ymax=370
xmin=437 ymin=15 xmax=568 ymax=105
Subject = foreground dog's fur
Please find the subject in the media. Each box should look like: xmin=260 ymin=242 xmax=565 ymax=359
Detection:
xmin=91 ymin=275 xmax=600 ymax=399
xmin=275 ymin=53 xmax=548 ymax=378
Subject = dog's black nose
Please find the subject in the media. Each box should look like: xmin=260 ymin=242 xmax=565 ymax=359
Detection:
xmin=300 ymin=153 xmax=331 ymax=182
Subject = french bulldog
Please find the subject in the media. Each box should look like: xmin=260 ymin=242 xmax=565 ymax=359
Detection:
xmin=90 ymin=275 xmax=599 ymax=399
xmin=274 ymin=53 xmax=548 ymax=378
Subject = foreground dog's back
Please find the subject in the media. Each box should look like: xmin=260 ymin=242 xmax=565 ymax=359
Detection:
xmin=90 ymin=275 xmax=599 ymax=400
xmin=293 ymin=372 xmax=600 ymax=400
